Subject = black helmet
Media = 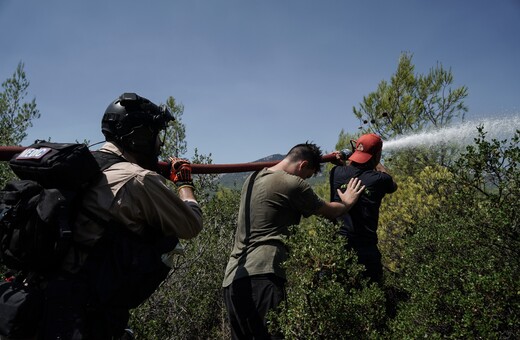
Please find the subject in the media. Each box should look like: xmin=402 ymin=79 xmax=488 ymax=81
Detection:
xmin=102 ymin=93 xmax=174 ymax=153
xmin=102 ymin=93 xmax=173 ymax=139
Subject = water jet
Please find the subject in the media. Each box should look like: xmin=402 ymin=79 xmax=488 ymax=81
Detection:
xmin=383 ymin=115 xmax=520 ymax=152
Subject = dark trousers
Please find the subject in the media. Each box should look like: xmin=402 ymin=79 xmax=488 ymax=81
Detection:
xmin=223 ymin=274 xmax=286 ymax=340
xmin=40 ymin=275 xmax=129 ymax=339
xmin=347 ymin=241 xmax=383 ymax=284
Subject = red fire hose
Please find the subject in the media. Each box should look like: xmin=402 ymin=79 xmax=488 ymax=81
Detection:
xmin=0 ymin=146 xmax=338 ymax=174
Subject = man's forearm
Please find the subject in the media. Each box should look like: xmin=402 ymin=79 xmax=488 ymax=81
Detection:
xmin=178 ymin=186 xmax=197 ymax=203
xmin=317 ymin=201 xmax=349 ymax=219
xmin=376 ymin=163 xmax=389 ymax=174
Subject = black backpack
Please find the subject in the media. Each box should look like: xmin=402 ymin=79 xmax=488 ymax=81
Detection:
xmin=0 ymin=142 xmax=133 ymax=338
xmin=0 ymin=141 xmax=113 ymax=273
xmin=0 ymin=142 xmax=178 ymax=337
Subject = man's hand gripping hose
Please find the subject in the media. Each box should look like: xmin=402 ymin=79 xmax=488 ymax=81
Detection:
xmin=169 ymin=157 xmax=195 ymax=191
xmin=330 ymin=148 xmax=353 ymax=166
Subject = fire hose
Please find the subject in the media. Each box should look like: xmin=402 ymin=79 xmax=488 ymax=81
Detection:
xmin=0 ymin=145 xmax=343 ymax=175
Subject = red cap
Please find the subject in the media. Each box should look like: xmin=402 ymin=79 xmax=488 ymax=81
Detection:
xmin=349 ymin=133 xmax=383 ymax=164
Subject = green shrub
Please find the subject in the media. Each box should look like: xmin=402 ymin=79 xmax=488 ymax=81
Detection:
xmin=389 ymin=128 xmax=520 ymax=338
xmin=271 ymin=218 xmax=386 ymax=339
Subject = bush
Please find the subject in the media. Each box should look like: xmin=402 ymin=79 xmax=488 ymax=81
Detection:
xmin=378 ymin=165 xmax=453 ymax=272
xmin=389 ymin=128 xmax=520 ymax=338
xmin=271 ymin=218 xmax=386 ymax=339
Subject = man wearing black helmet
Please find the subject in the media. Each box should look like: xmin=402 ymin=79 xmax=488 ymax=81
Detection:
xmin=41 ymin=93 xmax=203 ymax=339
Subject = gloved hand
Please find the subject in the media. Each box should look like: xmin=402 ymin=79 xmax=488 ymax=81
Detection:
xmin=331 ymin=149 xmax=352 ymax=166
xmin=169 ymin=157 xmax=194 ymax=189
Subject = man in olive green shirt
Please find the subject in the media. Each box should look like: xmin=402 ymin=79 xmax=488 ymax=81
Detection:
xmin=223 ymin=142 xmax=364 ymax=339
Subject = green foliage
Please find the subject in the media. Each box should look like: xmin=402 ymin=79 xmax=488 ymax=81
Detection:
xmin=312 ymin=167 xmax=333 ymax=203
xmin=335 ymin=129 xmax=358 ymax=152
xmin=0 ymin=62 xmax=40 ymax=187
xmin=191 ymin=147 xmax=219 ymax=204
xmin=271 ymin=219 xmax=386 ymax=339
xmin=160 ymin=96 xmax=187 ymax=159
xmin=351 ymin=52 xmax=468 ymax=176
xmin=2 ymin=59 xmax=515 ymax=339
xmin=378 ymin=165 xmax=453 ymax=272
xmin=353 ymin=52 xmax=467 ymax=140
xmin=389 ymin=128 xmax=520 ymax=338
xmin=0 ymin=62 xmax=40 ymax=146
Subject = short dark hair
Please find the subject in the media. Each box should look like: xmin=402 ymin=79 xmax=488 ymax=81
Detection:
xmin=286 ymin=142 xmax=323 ymax=175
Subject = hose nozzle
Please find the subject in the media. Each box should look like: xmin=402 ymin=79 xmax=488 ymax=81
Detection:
xmin=339 ymin=148 xmax=352 ymax=160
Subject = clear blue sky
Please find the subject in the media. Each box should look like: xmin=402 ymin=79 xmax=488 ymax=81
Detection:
xmin=1 ymin=0 xmax=519 ymax=164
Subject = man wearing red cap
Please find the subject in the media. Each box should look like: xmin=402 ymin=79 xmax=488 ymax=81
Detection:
xmin=330 ymin=133 xmax=398 ymax=283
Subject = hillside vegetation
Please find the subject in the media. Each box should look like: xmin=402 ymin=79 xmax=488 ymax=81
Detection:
xmin=1 ymin=59 xmax=518 ymax=339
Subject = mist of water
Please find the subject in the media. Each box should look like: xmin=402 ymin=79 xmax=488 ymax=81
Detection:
xmin=382 ymin=115 xmax=520 ymax=151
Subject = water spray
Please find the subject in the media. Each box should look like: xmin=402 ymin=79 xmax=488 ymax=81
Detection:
xmin=0 ymin=146 xmax=341 ymax=174
xmin=382 ymin=115 xmax=520 ymax=151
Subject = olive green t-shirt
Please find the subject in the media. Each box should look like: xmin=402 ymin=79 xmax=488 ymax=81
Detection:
xmin=222 ymin=168 xmax=324 ymax=287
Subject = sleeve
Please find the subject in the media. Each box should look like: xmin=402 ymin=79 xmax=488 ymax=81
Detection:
xmin=111 ymin=172 xmax=203 ymax=240
xmin=379 ymin=172 xmax=397 ymax=194
xmin=290 ymin=177 xmax=325 ymax=218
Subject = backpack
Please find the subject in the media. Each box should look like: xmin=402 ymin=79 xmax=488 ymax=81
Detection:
xmin=0 ymin=142 xmax=108 ymax=273
xmin=0 ymin=142 xmax=115 ymax=338
xmin=0 ymin=141 xmax=177 ymax=337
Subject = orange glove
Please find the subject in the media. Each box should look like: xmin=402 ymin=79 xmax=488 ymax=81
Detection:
xmin=169 ymin=157 xmax=194 ymax=189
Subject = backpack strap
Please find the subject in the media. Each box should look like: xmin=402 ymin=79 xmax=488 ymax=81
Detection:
xmin=91 ymin=151 xmax=126 ymax=172
xmin=71 ymin=151 xmax=127 ymax=256
xmin=244 ymin=170 xmax=260 ymax=244
xmin=78 ymin=150 xmax=126 ymax=229
xmin=58 ymin=151 xmax=124 ymax=256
